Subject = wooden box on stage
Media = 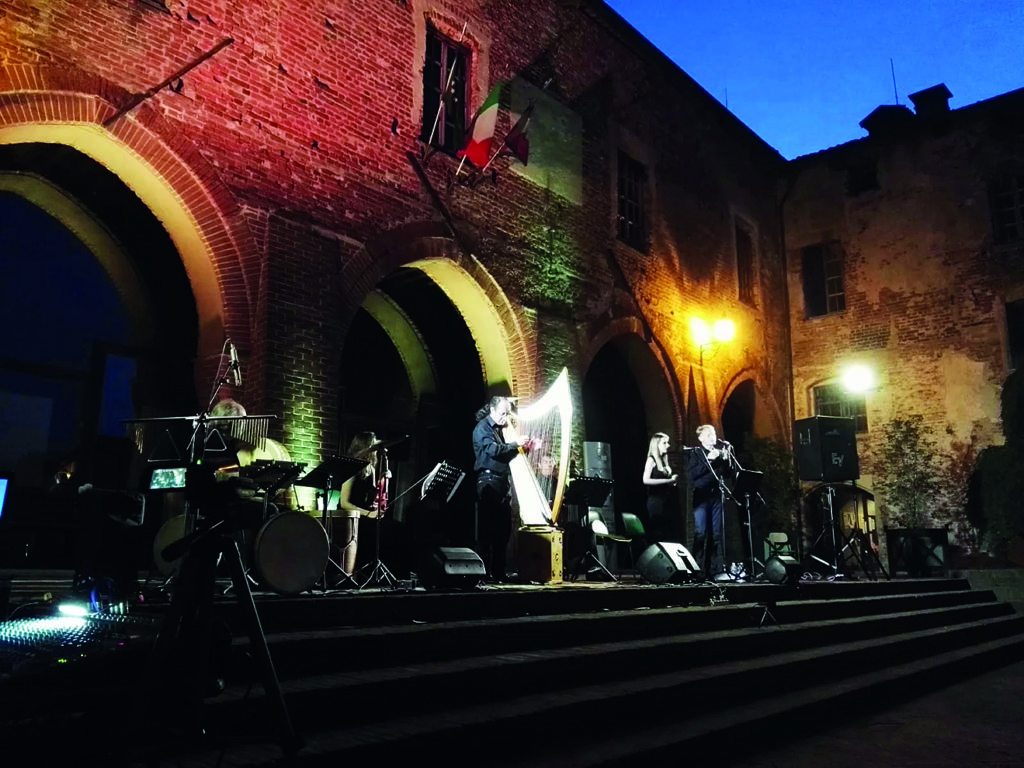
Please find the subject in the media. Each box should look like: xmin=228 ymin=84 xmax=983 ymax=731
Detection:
xmin=517 ymin=526 xmax=563 ymax=584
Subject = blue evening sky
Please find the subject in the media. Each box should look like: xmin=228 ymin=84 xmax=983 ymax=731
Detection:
xmin=603 ymin=1 xmax=1024 ymax=159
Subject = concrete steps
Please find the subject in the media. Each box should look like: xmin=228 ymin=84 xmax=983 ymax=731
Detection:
xmin=125 ymin=582 xmax=1024 ymax=766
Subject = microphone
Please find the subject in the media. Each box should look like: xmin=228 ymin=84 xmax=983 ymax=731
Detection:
xmin=228 ymin=342 xmax=242 ymax=387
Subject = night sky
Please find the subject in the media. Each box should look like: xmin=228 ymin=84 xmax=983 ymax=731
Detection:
xmin=605 ymin=0 xmax=1024 ymax=158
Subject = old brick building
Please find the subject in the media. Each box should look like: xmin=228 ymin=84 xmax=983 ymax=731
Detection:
xmin=784 ymin=83 xmax=1024 ymax=557
xmin=0 ymin=0 xmax=790 ymax=567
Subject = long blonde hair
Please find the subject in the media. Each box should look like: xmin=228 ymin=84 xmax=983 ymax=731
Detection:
xmin=647 ymin=432 xmax=671 ymax=474
xmin=347 ymin=431 xmax=378 ymax=480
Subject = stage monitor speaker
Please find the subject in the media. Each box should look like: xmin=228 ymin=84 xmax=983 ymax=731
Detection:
xmin=417 ymin=547 xmax=487 ymax=590
xmin=793 ymin=416 xmax=859 ymax=481
xmin=637 ymin=542 xmax=700 ymax=584
xmin=764 ymin=555 xmax=802 ymax=585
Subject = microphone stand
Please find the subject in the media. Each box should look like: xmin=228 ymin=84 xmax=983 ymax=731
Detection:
xmin=358 ymin=448 xmax=402 ymax=590
xmin=127 ymin=359 xmax=300 ymax=760
xmin=698 ymin=443 xmax=737 ymax=582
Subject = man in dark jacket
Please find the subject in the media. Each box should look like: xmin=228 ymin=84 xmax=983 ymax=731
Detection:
xmin=685 ymin=424 xmax=736 ymax=578
xmin=472 ymin=396 xmax=531 ymax=582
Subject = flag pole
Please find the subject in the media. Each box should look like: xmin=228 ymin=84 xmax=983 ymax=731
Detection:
xmin=426 ymin=22 xmax=468 ymax=148
xmin=480 ymin=104 xmax=532 ymax=173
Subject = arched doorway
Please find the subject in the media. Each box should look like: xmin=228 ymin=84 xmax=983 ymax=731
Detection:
xmin=582 ymin=333 xmax=678 ymax=550
xmin=336 ymin=254 xmax=537 ymax=574
xmin=721 ymin=379 xmax=756 ymax=452
xmin=0 ymin=145 xmax=199 ymax=568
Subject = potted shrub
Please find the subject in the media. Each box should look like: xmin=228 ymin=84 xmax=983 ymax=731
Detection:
xmin=876 ymin=415 xmax=950 ymax=577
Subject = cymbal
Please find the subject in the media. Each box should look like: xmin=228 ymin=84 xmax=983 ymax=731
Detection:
xmin=353 ymin=434 xmax=409 ymax=458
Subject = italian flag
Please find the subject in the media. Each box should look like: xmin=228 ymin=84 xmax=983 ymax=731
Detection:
xmin=458 ymin=83 xmax=503 ymax=168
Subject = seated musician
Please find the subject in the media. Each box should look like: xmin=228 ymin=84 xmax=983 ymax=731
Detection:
xmin=201 ymin=398 xmax=288 ymax=523
xmin=208 ymin=397 xmax=291 ymax=469
xmin=334 ymin=431 xmax=384 ymax=578
xmin=537 ymin=452 xmax=558 ymax=507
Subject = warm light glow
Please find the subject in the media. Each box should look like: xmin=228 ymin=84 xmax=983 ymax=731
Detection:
xmin=411 ymin=257 xmax=516 ymax=389
xmin=713 ymin=319 xmax=736 ymax=343
xmin=0 ymin=123 xmax=226 ymax=356
xmin=692 ymin=317 xmax=735 ymax=364
xmin=691 ymin=317 xmax=712 ymax=346
xmin=841 ymin=364 xmax=875 ymax=393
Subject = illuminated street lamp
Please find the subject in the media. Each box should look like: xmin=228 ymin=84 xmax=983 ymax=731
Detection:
xmin=841 ymin=364 xmax=875 ymax=393
xmin=692 ymin=317 xmax=735 ymax=365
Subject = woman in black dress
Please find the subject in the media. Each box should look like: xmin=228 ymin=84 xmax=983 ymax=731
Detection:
xmin=642 ymin=432 xmax=680 ymax=541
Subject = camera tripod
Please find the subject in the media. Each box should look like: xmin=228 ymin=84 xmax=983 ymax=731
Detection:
xmin=126 ymin=401 xmax=301 ymax=760
xmin=146 ymin=514 xmax=302 ymax=758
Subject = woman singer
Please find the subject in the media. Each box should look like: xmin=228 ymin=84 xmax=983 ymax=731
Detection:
xmin=643 ymin=432 xmax=681 ymax=542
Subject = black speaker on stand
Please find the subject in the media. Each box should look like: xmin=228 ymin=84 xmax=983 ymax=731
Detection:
xmin=793 ymin=416 xmax=859 ymax=482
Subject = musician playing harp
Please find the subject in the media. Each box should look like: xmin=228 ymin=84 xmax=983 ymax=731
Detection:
xmin=472 ymin=396 xmax=536 ymax=583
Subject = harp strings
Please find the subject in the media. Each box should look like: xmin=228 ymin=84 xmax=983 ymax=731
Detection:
xmin=507 ymin=369 xmax=573 ymax=526
xmin=514 ymin=408 xmax=560 ymax=503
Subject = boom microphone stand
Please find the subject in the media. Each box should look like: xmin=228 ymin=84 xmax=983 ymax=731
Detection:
xmin=695 ymin=442 xmax=738 ymax=582
xmin=358 ymin=447 xmax=401 ymax=590
xmin=295 ymin=455 xmax=369 ymax=590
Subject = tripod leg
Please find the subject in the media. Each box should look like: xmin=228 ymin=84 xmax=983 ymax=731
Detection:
xmin=569 ymin=549 xmax=616 ymax=582
xmin=222 ymin=535 xmax=304 ymax=757
xmin=137 ymin=531 xmax=219 ymax=751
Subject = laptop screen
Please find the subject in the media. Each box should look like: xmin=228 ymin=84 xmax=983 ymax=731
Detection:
xmin=0 ymin=477 xmax=8 ymax=521
xmin=148 ymin=467 xmax=187 ymax=490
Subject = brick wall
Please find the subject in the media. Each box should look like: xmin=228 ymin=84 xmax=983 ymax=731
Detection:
xmin=0 ymin=0 xmax=793 ymax=468
xmin=785 ymin=92 xmax=1024 ymax=531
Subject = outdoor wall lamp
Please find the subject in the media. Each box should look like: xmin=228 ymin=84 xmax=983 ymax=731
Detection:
xmin=691 ymin=317 xmax=735 ymax=365
xmin=841 ymin=364 xmax=875 ymax=393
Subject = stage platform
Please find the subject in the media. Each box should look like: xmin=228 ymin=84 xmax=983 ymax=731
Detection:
xmin=1 ymin=567 xmax=1022 ymax=766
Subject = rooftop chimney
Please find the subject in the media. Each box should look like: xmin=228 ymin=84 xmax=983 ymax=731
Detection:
xmin=908 ymin=83 xmax=953 ymax=119
xmin=858 ymin=104 xmax=915 ymax=137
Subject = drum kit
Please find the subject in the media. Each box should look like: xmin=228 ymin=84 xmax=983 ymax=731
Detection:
xmin=148 ymin=437 xmax=414 ymax=596
xmin=150 ymin=457 xmax=360 ymax=595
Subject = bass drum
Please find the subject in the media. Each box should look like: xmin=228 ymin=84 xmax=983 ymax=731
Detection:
xmin=253 ymin=511 xmax=329 ymax=595
xmin=153 ymin=515 xmax=187 ymax=577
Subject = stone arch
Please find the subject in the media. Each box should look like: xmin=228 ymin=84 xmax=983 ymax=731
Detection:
xmin=582 ymin=316 xmax=684 ymax=440
xmin=0 ymin=172 xmax=155 ymax=345
xmin=720 ymin=367 xmax=789 ymax=442
xmin=340 ymin=222 xmax=536 ymax=399
xmin=0 ymin=65 xmax=258 ymax=361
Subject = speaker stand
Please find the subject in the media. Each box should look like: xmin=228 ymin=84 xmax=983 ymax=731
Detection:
xmin=756 ymin=601 xmax=778 ymax=628
xmin=808 ymin=485 xmax=843 ymax=579
xmin=568 ymin=547 xmax=616 ymax=582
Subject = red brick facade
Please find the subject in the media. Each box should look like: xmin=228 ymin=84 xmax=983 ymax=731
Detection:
xmin=0 ymin=1 xmax=790 ymax=508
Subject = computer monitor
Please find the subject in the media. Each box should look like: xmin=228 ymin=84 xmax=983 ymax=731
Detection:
xmin=0 ymin=475 xmax=8 ymax=521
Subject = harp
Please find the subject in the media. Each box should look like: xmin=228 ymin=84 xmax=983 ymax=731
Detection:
xmin=504 ymin=368 xmax=573 ymax=527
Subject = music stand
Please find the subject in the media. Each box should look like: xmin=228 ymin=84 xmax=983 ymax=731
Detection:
xmin=563 ymin=477 xmax=616 ymax=581
xmin=296 ymin=455 xmax=369 ymax=590
xmin=421 ymin=461 xmax=466 ymax=503
xmin=733 ymin=469 xmax=764 ymax=581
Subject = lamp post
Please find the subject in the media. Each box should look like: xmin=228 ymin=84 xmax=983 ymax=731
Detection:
xmin=691 ymin=317 xmax=736 ymax=365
